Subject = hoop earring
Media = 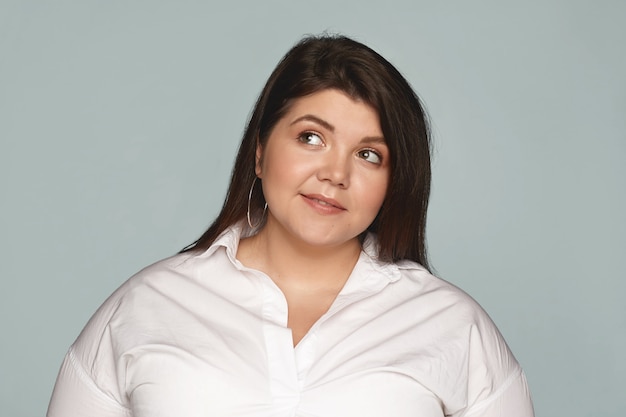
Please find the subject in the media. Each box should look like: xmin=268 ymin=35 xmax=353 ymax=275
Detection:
xmin=247 ymin=177 xmax=267 ymax=229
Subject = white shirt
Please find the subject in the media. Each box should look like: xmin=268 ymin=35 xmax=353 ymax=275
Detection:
xmin=48 ymin=225 xmax=534 ymax=417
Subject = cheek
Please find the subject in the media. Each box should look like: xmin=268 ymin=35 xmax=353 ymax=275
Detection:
xmin=262 ymin=151 xmax=314 ymax=182
xmin=259 ymin=155 xmax=310 ymax=205
xmin=356 ymin=175 xmax=389 ymax=214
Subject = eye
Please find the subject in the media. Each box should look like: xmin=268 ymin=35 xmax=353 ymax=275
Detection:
xmin=357 ymin=149 xmax=383 ymax=165
xmin=298 ymin=131 xmax=324 ymax=146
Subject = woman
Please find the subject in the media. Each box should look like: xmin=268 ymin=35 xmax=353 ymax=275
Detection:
xmin=48 ymin=35 xmax=534 ymax=416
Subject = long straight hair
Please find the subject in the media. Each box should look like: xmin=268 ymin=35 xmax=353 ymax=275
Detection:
xmin=183 ymin=35 xmax=432 ymax=271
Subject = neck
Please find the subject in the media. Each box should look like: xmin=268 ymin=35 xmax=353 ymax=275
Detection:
xmin=237 ymin=223 xmax=361 ymax=291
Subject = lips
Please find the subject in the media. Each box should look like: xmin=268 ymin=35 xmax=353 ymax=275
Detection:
xmin=301 ymin=194 xmax=346 ymax=211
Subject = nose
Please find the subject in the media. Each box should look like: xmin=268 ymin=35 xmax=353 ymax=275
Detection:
xmin=317 ymin=152 xmax=350 ymax=188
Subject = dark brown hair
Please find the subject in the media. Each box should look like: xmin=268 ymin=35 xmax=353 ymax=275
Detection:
xmin=183 ymin=34 xmax=432 ymax=270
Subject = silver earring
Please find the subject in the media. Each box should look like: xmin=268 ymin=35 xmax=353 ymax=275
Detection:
xmin=247 ymin=177 xmax=267 ymax=229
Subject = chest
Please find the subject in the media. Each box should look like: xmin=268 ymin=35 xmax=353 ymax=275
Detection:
xmin=113 ymin=259 xmax=466 ymax=416
xmin=116 ymin=294 xmax=462 ymax=417
xmin=123 ymin=341 xmax=445 ymax=417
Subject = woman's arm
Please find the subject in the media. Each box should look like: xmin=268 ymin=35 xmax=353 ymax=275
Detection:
xmin=47 ymin=347 xmax=131 ymax=417
xmin=463 ymin=367 xmax=534 ymax=417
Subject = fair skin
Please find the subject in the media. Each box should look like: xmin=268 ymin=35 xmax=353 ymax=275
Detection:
xmin=237 ymin=89 xmax=390 ymax=346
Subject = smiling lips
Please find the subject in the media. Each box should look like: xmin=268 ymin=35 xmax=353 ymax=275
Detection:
xmin=301 ymin=194 xmax=346 ymax=214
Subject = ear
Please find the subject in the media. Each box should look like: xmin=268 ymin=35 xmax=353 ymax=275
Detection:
xmin=255 ymin=139 xmax=263 ymax=178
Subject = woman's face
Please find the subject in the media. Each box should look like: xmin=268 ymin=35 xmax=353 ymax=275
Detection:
xmin=256 ymin=89 xmax=390 ymax=251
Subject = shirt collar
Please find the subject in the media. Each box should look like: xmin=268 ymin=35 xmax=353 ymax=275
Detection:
xmin=193 ymin=222 xmax=244 ymax=263
xmin=197 ymin=223 xmax=401 ymax=285
xmin=340 ymin=233 xmax=401 ymax=296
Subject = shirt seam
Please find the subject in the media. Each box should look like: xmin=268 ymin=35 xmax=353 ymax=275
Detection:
xmin=462 ymin=365 xmax=523 ymax=416
xmin=67 ymin=346 xmax=132 ymax=414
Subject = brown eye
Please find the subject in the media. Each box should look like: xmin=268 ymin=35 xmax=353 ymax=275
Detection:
xmin=357 ymin=149 xmax=382 ymax=165
xmin=298 ymin=132 xmax=323 ymax=146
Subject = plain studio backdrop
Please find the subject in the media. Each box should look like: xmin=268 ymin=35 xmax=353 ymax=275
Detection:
xmin=1 ymin=1 xmax=624 ymax=416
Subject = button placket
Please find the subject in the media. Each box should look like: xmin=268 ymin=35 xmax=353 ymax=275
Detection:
xmin=260 ymin=275 xmax=301 ymax=407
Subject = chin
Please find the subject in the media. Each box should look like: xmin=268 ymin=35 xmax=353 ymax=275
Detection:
xmin=293 ymin=229 xmax=361 ymax=250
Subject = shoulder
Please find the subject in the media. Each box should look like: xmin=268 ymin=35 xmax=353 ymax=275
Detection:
xmin=71 ymin=227 xmax=245 ymax=362
xmin=393 ymin=260 xmax=528 ymax=413
xmin=394 ymin=260 xmax=489 ymax=322
xmin=362 ymin=235 xmax=487 ymax=321
xmin=71 ymin=252 xmax=197 ymax=352
xmin=397 ymin=260 xmax=511 ymax=351
xmin=55 ymin=252 xmax=200 ymax=406
xmin=70 ymin=237 xmax=245 ymax=357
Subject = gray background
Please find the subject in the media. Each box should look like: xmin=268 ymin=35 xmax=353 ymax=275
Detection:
xmin=1 ymin=1 xmax=624 ymax=416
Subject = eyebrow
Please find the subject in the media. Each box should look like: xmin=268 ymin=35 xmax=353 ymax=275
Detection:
xmin=290 ymin=114 xmax=335 ymax=132
xmin=290 ymin=114 xmax=386 ymax=144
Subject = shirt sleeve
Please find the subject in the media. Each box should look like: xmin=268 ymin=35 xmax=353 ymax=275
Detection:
xmin=47 ymin=347 xmax=131 ymax=417
xmin=455 ymin=306 xmax=534 ymax=417
xmin=463 ymin=367 xmax=534 ymax=417
xmin=441 ymin=287 xmax=535 ymax=417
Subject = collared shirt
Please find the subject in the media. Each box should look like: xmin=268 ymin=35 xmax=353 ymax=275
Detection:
xmin=48 ymin=225 xmax=534 ymax=417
